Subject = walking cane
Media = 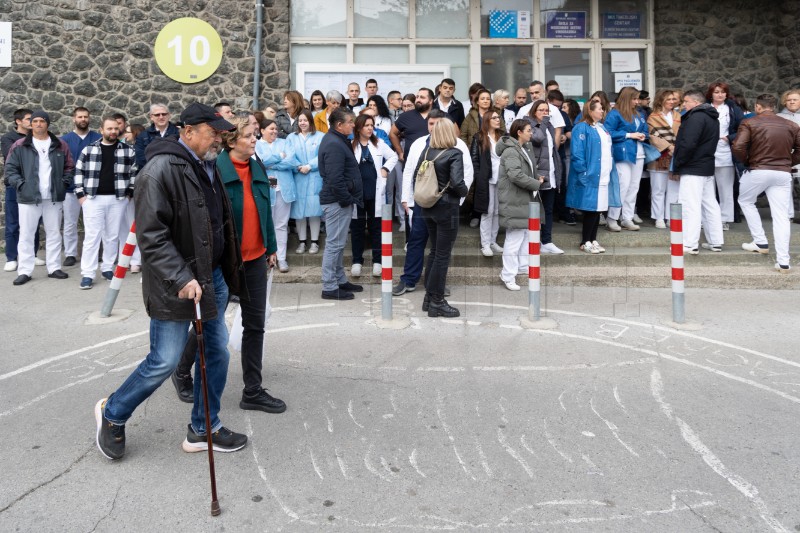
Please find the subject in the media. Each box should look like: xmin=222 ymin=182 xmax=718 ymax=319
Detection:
xmin=193 ymin=301 xmax=221 ymax=516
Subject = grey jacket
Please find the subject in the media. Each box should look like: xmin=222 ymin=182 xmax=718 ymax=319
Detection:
xmin=496 ymin=136 xmax=542 ymax=230
xmin=5 ymin=132 xmax=74 ymax=204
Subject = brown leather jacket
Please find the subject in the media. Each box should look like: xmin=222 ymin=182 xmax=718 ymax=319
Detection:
xmin=732 ymin=110 xmax=800 ymax=172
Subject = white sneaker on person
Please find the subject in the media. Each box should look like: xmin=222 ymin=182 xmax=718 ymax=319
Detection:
xmin=775 ymin=262 xmax=791 ymax=273
xmin=540 ymin=242 xmax=564 ymax=254
xmin=309 ymin=242 xmax=320 ymax=254
xmin=606 ymin=219 xmax=621 ymax=231
xmin=480 ymin=246 xmax=493 ymax=257
xmin=34 ymin=257 xmax=45 ymax=266
xmin=580 ymin=241 xmax=600 ymax=254
xmin=351 ymin=263 xmax=362 ymax=277
xmin=620 ymin=220 xmax=640 ymax=231
xmin=4 ymin=260 xmax=17 ymax=272
xmin=632 ymin=214 xmax=643 ymax=224
xmin=742 ymin=241 xmax=769 ymax=254
xmin=722 ymin=222 xmax=730 ymax=231
xmin=654 ymin=219 xmax=667 ymax=229
xmin=700 ymin=243 xmax=722 ymax=252
xmin=372 ymin=262 xmax=382 ymax=277
xmin=683 ymin=246 xmax=699 ymax=255
xmin=599 ymin=214 xmax=607 ymax=226
xmin=592 ymin=240 xmax=605 ymax=253
xmin=500 ymin=275 xmax=520 ymax=291
xmin=295 ymin=242 xmax=306 ymax=254
xmin=490 ymin=242 xmax=503 ymax=253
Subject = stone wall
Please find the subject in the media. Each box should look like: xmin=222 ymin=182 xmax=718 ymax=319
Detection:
xmin=654 ymin=0 xmax=799 ymax=101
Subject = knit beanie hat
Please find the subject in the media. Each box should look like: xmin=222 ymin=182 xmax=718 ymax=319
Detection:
xmin=30 ymin=110 xmax=50 ymax=126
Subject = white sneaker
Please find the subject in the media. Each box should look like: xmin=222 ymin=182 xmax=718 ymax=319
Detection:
xmin=620 ymin=220 xmax=640 ymax=231
xmin=397 ymin=224 xmax=405 ymax=233
xmin=742 ymin=242 xmax=769 ymax=254
xmin=372 ymin=262 xmax=382 ymax=277
xmin=490 ymin=243 xmax=504 ymax=253
xmin=295 ymin=242 xmax=306 ymax=254
xmin=606 ymin=219 xmax=621 ymax=232
xmin=540 ymin=242 xmax=564 ymax=254
xmin=3 ymin=260 xmax=17 ymax=272
xmin=480 ymin=246 xmax=494 ymax=257
xmin=722 ymin=222 xmax=730 ymax=231
xmin=580 ymin=241 xmax=600 ymax=254
xmin=700 ymin=243 xmax=722 ymax=252
xmin=500 ymin=275 xmax=520 ymax=291
xmin=599 ymin=214 xmax=607 ymax=226
xmin=633 ymin=214 xmax=643 ymax=224
xmin=775 ymin=262 xmax=791 ymax=273
xmin=308 ymin=242 xmax=320 ymax=254
xmin=351 ymin=263 xmax=362 ymax=277
xmin=654 ymin=219 xmax=666 ymax=229
xmin=592 ymin=240 xmax=606 ymax=253
xmin=683 ymin=246 xmax=699 ymax=255
xmin=278 ymin=260 xmax=289 ymax=272
xmin=34 ymin=257 xmax=46 ymax=266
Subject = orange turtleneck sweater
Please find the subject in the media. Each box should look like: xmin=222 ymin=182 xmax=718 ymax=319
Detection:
xmin=232 ymin=157 xmax=266 ymax=261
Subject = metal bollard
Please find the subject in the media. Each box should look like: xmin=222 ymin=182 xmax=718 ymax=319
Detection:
xmin=100 ymin=221 xmax=137 ymax=318
xmin=669 ymin=204 xmax=685 ymax=324
xmin=381 ymin=204 xmax=393 ymax=321
xmin=528 ymin=202 xmax=541 ymax=321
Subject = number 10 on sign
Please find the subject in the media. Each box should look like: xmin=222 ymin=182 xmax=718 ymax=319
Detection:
xmin=154 ymin=18 xmax=223 ymax=84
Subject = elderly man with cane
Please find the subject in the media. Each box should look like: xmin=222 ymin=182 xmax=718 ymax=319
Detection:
xmin=95 ymin=103 xmax=248 ymax=463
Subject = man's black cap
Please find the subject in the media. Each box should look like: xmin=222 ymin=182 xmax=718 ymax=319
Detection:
xmin=180 ymin=102 xmax=235 ymax=131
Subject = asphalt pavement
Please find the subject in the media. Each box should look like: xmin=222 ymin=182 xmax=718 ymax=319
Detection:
xmin=1 ymin=272 xmax=799 ymax=532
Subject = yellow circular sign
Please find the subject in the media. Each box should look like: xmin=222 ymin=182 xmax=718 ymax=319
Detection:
xmin=154 ymin=18 xmax=223 ymax=84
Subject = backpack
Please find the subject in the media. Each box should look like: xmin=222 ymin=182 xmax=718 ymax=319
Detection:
xmin=413 ymin=146 xmax=448 ymax=208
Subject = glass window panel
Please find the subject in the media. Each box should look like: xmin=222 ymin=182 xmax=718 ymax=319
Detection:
xmin=290 ymin=45 xmax=347 ymax=92
xmin=480 ymin=0 xmax=533 ymax=39
xmin=540 ymin=0 xmax=592 ymax=39
xmin=415 ymin=0 xmax=469 ymax=39
xmin=599 ymin=0 xmax=649 ymax=39
xmin=601 ymin=48 xmax=647 ymax=102
xmin=481 ymin=46 xmax=533 ymax=95
xmin=354 ymin=45 xmax=410 ymax=64
xmin=354 ymin=0 xmax=409 ymax=38
xmin=290 ymin=0 xmax=347 ymax=38
xmin=416 ymin=46 xmax=470 ymax=101
xmin=544 ymin=48 xmax=591 ymax=100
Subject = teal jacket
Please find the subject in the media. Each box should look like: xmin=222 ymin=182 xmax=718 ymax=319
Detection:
xmin=217 ymin=150 xmax=278 ymax=256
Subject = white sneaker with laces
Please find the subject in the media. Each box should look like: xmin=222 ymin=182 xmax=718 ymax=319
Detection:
xmin=372 ymin=262 xmax=382 ymax=277
xmin=490 ymin=243 xmax=504 ymax=253
xmin=295 ymin=242 xmax=306 ymax=254
xmin=683 ymin=246 xmax=699 ymax=255
xmin=775 ymin=262 xmax=791 ymax=273
xmin=480 ymin=246 xmax=493 ymax=257
xmin=308 ymin=242 xmax=320 ymax=254
xmin=606 ymin=219 xmax=621 ymax=232
xmin=620 ymin=220 xmax=640 ymax=231
xmin=633 ymin=214 xmax=643 ymax=224
xmin=351 ymin=263 xmax=362 ymax=277
xmin=654 ymin=219 xmax=666 ymax=229
xmin=4 ymin=260 xmax=17 ymax=272
xmin=700 ymin=243 xmax=722 ymax=252
xmin=540 ymin=242 xmax=564 ymax=254
xmin=742 ymin=242 xmax=768 ymax=254
xmin=500 ymin=275 xmax=520 ymax=291
xmin=592 ymin=240 xmax=605 ymax=253
xmin=580 ymin=241 xmax=599 ymax=254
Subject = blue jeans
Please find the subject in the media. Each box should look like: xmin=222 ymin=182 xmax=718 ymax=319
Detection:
xmin=4 ymin=186 xmax=39 ymax=261
xmin=400 ymin=203 xmax=428 ymax=287
xmin=104 ymin=268 xmax=230 ymax=435
xmin=321 ymin=203 xmax=352 ymax=291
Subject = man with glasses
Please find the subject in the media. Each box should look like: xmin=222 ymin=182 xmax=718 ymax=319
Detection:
xmin=134 ymin=103 xmax=179 ymax=169
xmin=95 ymin=103 xmax=248 ymax=460
xmin=387 ymin=90 xmax=403 ymax=123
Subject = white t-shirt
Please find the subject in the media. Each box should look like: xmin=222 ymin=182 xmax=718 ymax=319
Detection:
xmin=489 ymin=136 xmax=501 ymax=184
xmin=714 ymin=103 xmax=733 ymax=167
xmin=32 ymin=137 xmax=52 ymax=200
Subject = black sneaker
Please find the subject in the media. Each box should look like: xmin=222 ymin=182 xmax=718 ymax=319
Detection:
xmin=321 ymin=289 xmax=354 ymax=300
xmin=95 ymin=398 xmax=125 ymax=460
xmin=13 ymin=274 xmax=31 ymax=286
xmin=48 ymin=269 xmax=68 ymax=279
xmin=63 ymin=256 xmax=77 ymax=267
xmin=339 ymin=281 xmax=363 ymax=293
xmin=240 ymin=388 xmax=287 ymax=413
xmin=170 ymin=370 xmax=194 ymax=404
xmin=181 ymin=424 xmax=248 ymax=453
xmin=392 ymin=281 xmax=415 ymax=296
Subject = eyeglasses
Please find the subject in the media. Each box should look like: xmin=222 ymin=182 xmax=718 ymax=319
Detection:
xmin=151 ymin=113 xmax=169 ymax=117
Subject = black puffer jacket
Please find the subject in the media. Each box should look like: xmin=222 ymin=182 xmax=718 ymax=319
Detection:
xmin=134 ymin=137 xmax=246 ymax=321
xmin=672 ymin=104 xmax=720 ymax=177
xmin=413 ymin=146 xmax=468 ymax=206
xmin=319 ymin=129 xmax=363 ymax=208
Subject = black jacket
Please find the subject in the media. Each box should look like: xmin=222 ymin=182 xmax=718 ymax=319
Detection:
xmin=470 ymin=133 xmax=492 ymax=214
xmin=672 ymin=104 xmax=720 ymax=177
xmin=414 ymin=146 xmax=468 ymax=206
xmin=134 ymin=137 xmax=246 ymax=321
xmin=134 ymin=122 xmax=180 ymax=169
xmin=432 ymin=98 xmax=466 ymax=128
xmin=5 ymin=132 xmax=74 ymax=204
xmin=318 ymin=129 xmax=363 ymax=208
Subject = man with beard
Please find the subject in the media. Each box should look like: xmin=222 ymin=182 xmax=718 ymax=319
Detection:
xmin=61 ymin=107 xmax=102 ymax=267
xmin=74 ymin=116 xmax=137 ymax=289
xmin=389 ymin=87 xmax=434 ymax=163
xmin=94 ymin=103 xmax=248 ymax=460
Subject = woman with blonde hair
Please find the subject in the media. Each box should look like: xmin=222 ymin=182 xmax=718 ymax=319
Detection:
xmin=647 ymin=90 xmax=681 ymax=228
xmin=492 ymin=89 xmax=515 ymax=132
xmin=420 ymin=118 xmax=468 ymax=317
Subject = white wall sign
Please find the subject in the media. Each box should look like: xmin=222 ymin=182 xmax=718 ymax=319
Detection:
xmin=555 ymin=75 xmax=583 ymax=98
xmin=615 ymin=72 xmax=642 ymax=91
xmin=0 ymin=22 xmax=12 ymax=68
xmin=610 ymin=51 xmax=640 ymax=72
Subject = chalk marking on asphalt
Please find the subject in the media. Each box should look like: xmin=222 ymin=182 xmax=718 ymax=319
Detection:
xmin=418 ymin=366 xmax=466 ymax=372
xmin=472 ymin=358 xmax=655 ymax=372
xmin=109 ymin=360 xmax=143 ymax=373
xmin=0 ymin=373 xmax=104 ymax=418
xmin=271 ymin=303 xmax=335 ymax=312
xmin=347 ymin=399 xmax=365 ymax=429
xmin=309 ymin=449 xmax=324 ymax=480
xmin=269 ymin=322 xmax=339 ymax=334
xmin=590 ymin=397 xmax=639 ymax=458
xmin=389 ymin=389 xmax=398 ymax=412
xmin=582 ymin=454 xmax=603 ymax=475
xmin=436 ymin=389 xmax=475 ymax=480
xmin=328 ymin=400 xmax=336 ymax=409
xmin=543 ymin=418 xmax=573 ymax=463
xmin=409 ymin=317 xmax=422 ymax=330
xmin=537 ymin=500 xmax=610 ymax=506
xmin=0 ymin=330 xmax=148 ymax=382
xmin=643 ymin=490 xmax=716 ymax=516
xmin=364 ymin=443 xmax=393 ymax=482
xmin=557 ymin=390 xmax=567 ymax=412
xmin=498 ymin=397 xmax=509 ymax=424
xmin=613 ymin=385 xmax=627 ymax=413
xmin=650 ymin=369 xmax=788 ymax=533
xmin=334 ymin=446 xmax=349 ymax=479
xmin=409 ymin=448 xmax=426 ymax=478
xmin=520 ymin=434 xmax=537 ymax=457
xmin=497 ymin=427 xmax=534 ymax=478
xmin=582 ymin=431 xmax=595 ymax=437
xmin=325 ymin=412 xmax=333 ymax=433
xmin=474 ymin=437 xmax=493 ymax=477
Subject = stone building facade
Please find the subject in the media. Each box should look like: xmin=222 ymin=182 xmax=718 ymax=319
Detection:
xmin=0 ymin=0 xmax=798 ymax=241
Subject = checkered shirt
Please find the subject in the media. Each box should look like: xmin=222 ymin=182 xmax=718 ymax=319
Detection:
xmin=74 ymin=139 xmax=137 ymax=199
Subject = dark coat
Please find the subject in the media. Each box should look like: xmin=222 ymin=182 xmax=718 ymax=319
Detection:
xmin=5 ymin=132 xmax=74 ymax=204
xmin=318 ymin=128 xmax=363 ymax=208
xmin=134 ymin=122 xmax=180 ymax=169
xmin=672 ymin=104 xmax=720 ymax=177
xmin=134 ymin=137 xmax=246 ymax=321
xmin=470 ymin=133 xmax=492 ymax=214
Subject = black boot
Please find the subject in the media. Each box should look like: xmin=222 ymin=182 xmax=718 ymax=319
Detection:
xmin=427 ymin=297 xmax=460 ymax=318
xmin=422 ymin=293 xmax=430 ymax=312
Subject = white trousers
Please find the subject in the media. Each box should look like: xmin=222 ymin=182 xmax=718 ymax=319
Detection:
xmin=81 ymin=196 xmax=127 ymax=279
xmin=714 ymin=166 xmax=736 ymax=222
xmin=479 ymin=183 xmax=500 ymax=248
xmin=678 ymin=174 xmax=724 ymax=248
xmin=272 ymin=191 xmax=292 ymax=261
xmin=607 ymin=159 xmax=644 ymax=222
xmin=118 ymin=198 xmax=141 ymax=267
xmin=296 ymin=216 xmax=321 ymax=242
xmin=62 ymin=192 xmax=80 ymax=257
xmin=500 ymin=228 xmax=528 ymax=282
xmin=739 ymin=169 xmax=792 ymax=266
xmin=18 ymin=201 xmax=62 ymax=276
xmin=650 ymin=171 xmax=681 ymax=221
